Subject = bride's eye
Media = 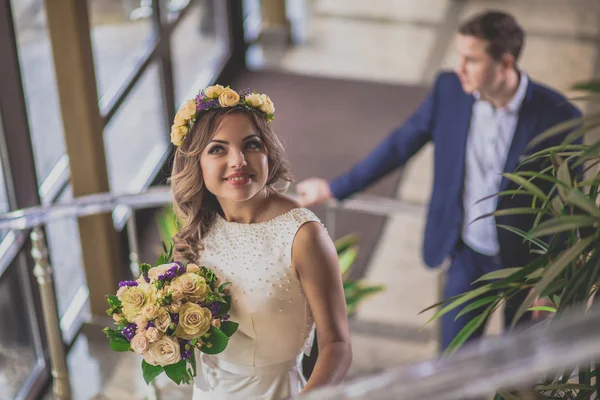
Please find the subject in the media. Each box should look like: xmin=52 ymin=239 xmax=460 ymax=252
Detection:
xmin=245 ymin=140 xmax=263 ymax=150
xmin=208 ymin=145 xmax=224 ymax=155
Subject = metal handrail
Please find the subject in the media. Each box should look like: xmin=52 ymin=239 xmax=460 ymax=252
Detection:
xmin=0 ymin=186 xmax=426 ymax=231
xmin=299 ymin=306 xmax=600 ymax=400
xmin=0 ymin=186 xmax=172 ymax=231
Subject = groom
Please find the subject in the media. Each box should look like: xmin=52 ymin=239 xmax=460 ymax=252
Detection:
xmin=297 ymin=10 xmax=581 ymax=350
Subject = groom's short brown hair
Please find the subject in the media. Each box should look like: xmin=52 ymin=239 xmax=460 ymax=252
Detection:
xmin=459 ymin=11 xmax=525 ymax=62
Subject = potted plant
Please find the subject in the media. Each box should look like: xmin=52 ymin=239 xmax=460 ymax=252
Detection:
xmin=423 ymin=81 xmax=600 ymax=398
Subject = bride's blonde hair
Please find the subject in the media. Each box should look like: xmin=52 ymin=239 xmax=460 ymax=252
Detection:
xmin=170 ymin=108 xmax=293 ymax=262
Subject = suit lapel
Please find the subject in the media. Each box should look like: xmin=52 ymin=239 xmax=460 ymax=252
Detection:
xmin=499 ymin=84 xmax=538 ymax=193
xmin=455 ymin=94 xmax=475 ymax=188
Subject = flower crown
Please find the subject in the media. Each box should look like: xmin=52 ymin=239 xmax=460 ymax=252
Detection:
xmin=170 ymin=85 xmax=275 ymax=146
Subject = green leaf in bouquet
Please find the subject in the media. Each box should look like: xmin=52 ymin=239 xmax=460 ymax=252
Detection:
xmin=164 ymin=360 xmax=187 ymax=385
xmin=219 ymin=321 xmax=239 ymax=337
xmin=103 ymin=327 xmax=125 ymax=341
xmin=106 ymin=295 xmax=122 ymax=308
xmin=142 ymin=360 xmax=164 ymax=384
xmin=218 ymin=295 xmax=232 ymax=315
xmin=218 ymin=282 xmax=231 ymax=293
xmin=188 ymin=350 xmax=197 ymax=378
xmin=139 ymin=263 xmax=152 ymax=278
xmin=156 ymin=254 xmax=166 ymax=267
xmin=201 ymin=326 xmax=229 ymax=354
xmin=109 ymin=337 xmax=131 ymax=352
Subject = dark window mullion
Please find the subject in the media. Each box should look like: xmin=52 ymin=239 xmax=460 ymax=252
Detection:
xmin=152 ymin=0 xmax=176 ymax=132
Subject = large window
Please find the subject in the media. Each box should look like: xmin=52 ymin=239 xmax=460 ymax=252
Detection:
xmin=0 ymin=0 xmax=245 ymax=398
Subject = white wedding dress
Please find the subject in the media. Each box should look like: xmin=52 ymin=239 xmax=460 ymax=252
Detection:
xmin=192 ymin=208 xmax=320 ymax=400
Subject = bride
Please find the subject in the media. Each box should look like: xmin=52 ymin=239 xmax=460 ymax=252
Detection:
xmin=169 ymin=85 xmax=352 ymax=399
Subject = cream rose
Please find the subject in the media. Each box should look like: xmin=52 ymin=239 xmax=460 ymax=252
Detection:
xmin=134 ymin=316 xmax=148 ymax=332
xmin=116 ymin=286 xmax=128 ymax=301
xmin=142 ymin=304 xmax=160 ymax=320
xmin=143 ymin=351 xmax=159 ymax=366
xmin=218 ymin=88 xmax=240 ymax=107
xmin=174 ymin=273 xmax=209 ymax=302
xmin=149 ymin=336 xmax=181 ymax=366
xmin=173 ymin=110 xmax=187 ymax=126
xmin=259 ymin=94 xmax=275 ymax=114
xmin=131 ymin=333 xmax=149 ymax=354
xmin=145 ymin=327 xmax=162 ymax=343
xmin=179 ymin=100 xmax=196 ymax=120
xmin=169 ymin=299 xmax=183 ymax=314
xmin=244 ymin=93 xmax=263 ymax=108
xmin=121 ymin=284 xmax=154 ymax=321
xmin=154 ymin=309 xmax=172 ymax=333
xmin=174 ymin=303 xmax=212 ymax=340
xmin=112 ymin=313 xmax=123 ymax=323
xmin=211 ymin=319 xmax=221 ymax=329
xmin=168 ymin=283 xmax=184 ymax=301
xmin=204 ymin=84 xmax=225 ymax=99
xmin=170 ymin=125 xmax=188 ymax=147
xmin=186 ymin=263 xmax=201 ymax=274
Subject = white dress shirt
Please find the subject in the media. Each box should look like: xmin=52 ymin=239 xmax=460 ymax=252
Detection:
xmin=462 ymin=72 xmax=529 ymax=256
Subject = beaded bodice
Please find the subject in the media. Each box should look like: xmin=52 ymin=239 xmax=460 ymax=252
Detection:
xmin=198 ymin=208 xmax=320 ymax=366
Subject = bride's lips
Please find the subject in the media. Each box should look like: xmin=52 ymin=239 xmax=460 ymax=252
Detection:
xmin=224 ymin=172 xmax=254 ymax=186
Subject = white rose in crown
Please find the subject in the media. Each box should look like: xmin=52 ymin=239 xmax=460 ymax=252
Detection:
xmin=204 ymin=84 xmax=225 ymax=99
xmin=179 ymin=99 xmax=197 ymax=120
xmin=245 ymin=93 xmax=263 ymax=108
xmin=259 ymin=94 xmax=275 ymax=114
xmin=219 ymin=88 xmax=240 ymax=107
xmin=170 ymin=125 xmax=188 ymax=146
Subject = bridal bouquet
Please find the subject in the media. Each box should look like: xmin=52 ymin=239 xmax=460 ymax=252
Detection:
xmin=103 ymin=244 xmax=238 ymax=385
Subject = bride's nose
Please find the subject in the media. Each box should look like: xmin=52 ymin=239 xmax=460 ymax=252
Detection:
xmin=229 ymin=150 xmax=247 ymax=169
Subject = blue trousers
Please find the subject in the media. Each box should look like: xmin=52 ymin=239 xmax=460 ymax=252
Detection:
xmin=440 ymin=241 xmax=531 ymax=351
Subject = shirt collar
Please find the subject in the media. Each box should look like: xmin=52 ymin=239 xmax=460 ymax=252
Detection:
xmin=473 ymin=71 xmax=529 ymax=114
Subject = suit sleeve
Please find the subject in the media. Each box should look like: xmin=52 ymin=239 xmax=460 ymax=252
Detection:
xmin=329 ymin=77 xmax=439 ymax=200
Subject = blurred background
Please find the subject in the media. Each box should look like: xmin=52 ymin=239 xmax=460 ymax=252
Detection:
xmin=0 ymin=0 xmax=599 ymax=399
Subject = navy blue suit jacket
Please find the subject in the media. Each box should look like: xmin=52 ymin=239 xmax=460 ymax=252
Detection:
xmin=330 ymin=72 xmax=582 ymax=269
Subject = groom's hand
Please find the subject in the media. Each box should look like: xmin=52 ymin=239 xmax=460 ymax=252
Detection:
xmin=296 ymin=178 xmax=333 ymax=207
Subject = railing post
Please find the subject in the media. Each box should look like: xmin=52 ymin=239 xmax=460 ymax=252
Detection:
xmin=126 ymin=209 xmax=140 ymax=277
xmin=30 ymin=226 xmax=71 ymax=400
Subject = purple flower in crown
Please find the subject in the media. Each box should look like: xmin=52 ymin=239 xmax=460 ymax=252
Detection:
xmin=198 ymin=98 xmax=220 ymax=111
xmin=170 ymin=313 xmax=180 ymax=324
xmin=238 ymin=88 xmax=252 ymax=98
xmin=195 ymin=90 xmax=205 ymax=105
xmin=209 ymin=302 xmax=219 ymax=316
